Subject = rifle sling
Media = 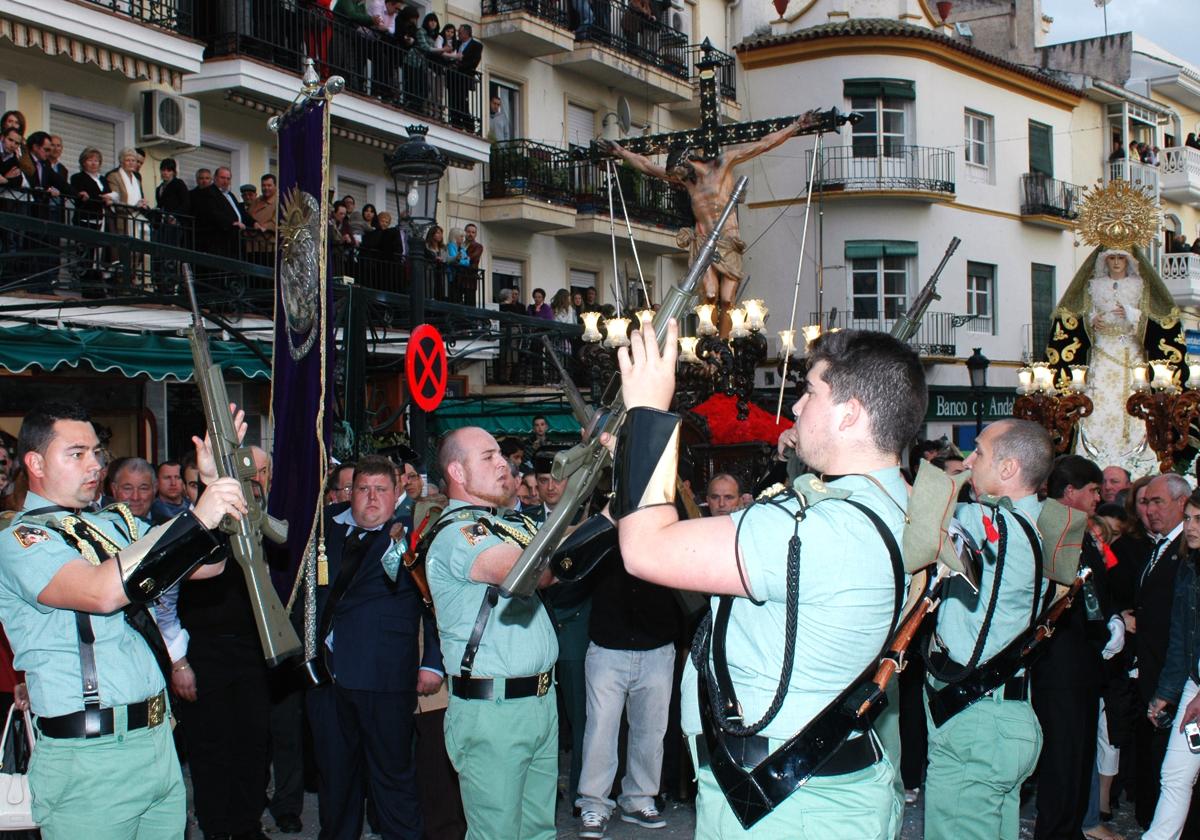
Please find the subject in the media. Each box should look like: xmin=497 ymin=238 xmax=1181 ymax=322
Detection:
xmin=697 ymin=498 xmax=904 ymax=829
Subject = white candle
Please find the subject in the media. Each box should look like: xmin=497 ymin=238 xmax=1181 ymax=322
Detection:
xmin=603 ymin=317 xmax=631 ymax=348
xmin=801 ymin=324 xmax=823 ymax=348
xmin=1017 ymin=367 xmax=1033 ymax=395
xmin=779 ymin=329 xmax=796 ymax=355
xmin=1069 ymin=365 xmax=1088 ymax=393
xmin=581 ymin=311 xmax=603 ymax=343
xmin=728 ymin=307 xmax=749 ymax=339
xmin=679 ymin=336 xmax=700 ymax=363
xmin=637 ymin=309 xmax=656 ymax=329
xmin=1151 ymin=361 xmax=1174 ymax=391
xmin=743 ymin=299 xmax=767 ymax=331
xmin=1132 ymin=364 xmax=1150 ymax=392
xmin=694 ymin=304 xmax=718 ymax=336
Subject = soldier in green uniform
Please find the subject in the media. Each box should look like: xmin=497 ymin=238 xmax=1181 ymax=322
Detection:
xmin=425 ymin=426 xmax=559 ymax=840
xmin=608 ymin=322 xmax=927 ymax=838
xmin=923 ymin=419 xmax=1054 ymax=840
xmin=0 ymin=401 xmax=247 ymax=839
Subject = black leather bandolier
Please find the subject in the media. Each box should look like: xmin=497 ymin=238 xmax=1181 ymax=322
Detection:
xmin=29 ymin=506 xmax=174 ymax=732
xmin=924 ymin=507 xmax=1048 ymax=728
xmin=692 ymin=489 xmax=905 ymax=829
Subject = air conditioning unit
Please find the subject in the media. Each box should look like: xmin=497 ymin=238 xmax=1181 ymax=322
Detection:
xmin=138 ymin=90 xmax=201 ymax=147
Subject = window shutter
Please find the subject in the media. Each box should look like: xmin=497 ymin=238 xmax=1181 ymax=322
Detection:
xmin=567 ymin=104 xmax=596 ymax=149
xmin=492 ymin=258 xmax=523 ymax=277
xmin=569 ymin=269 xmax=597 ymax=289
xmin=1028 ymin=121 xmax=1053 ymax=177
xmin=174 ymin=144 xmax=234 ymax=187
xmin=336 ymin=176 xmax=370 ymax=210
xmin=1031 ymin=263 xmax=1056 ymax=359
xmin=49 ymin=107 xmax=119 ymax=178
xmin=845 ymin=240 xmax=917 ymax=259
xmin=843 ymin=79 xmax=915 ymax=101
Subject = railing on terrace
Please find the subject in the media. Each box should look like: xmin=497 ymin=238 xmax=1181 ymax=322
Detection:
xmin=481 ymin=0 xmax=569 ymax=28
xmin=83 ymin=0 xmax=192 ymax=31
xmin=1020 ymin=173 xmax=1081 ymax=220
xmin=575 ymin=0 xmax=689 ymax=80
xmin=809 ymin=145 xmax=956 ymax=194
xmin=1163 ymin=252 xmax=1200 ymax=285
xmin=193 ymin=3 xmax=484 ymax=136
xmin=1162 ymin=145 xmax=1200 ymax=180
xmin=1106 ymin=159 xmax=1159 ymax=196
xmin=484 ymin=140 xmax=574 ymax=204
xmin=810 ymin=310 xmax=958 ymax=356
xmin=686 ymin=43 xmax=736 ymax=100
xmin=573 ymin=159 xmax=694 ymax=228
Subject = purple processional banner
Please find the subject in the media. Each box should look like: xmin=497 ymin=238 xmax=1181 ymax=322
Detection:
xmin=267 ymin=97 xmax=334 ymax=604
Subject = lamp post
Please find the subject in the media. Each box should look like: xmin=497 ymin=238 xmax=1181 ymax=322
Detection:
xmin=385 ymin=124 xmax=448 ymax=462
xmin=965 ymin=347 xmax=990 ymax=439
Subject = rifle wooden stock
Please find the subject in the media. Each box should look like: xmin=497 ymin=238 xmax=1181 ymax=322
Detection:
xmin=499 ymin=177 xmax=750 ymax=598
xmin=1021 ymin=566 xmax=1092 ymax=657
xmin=183 ymin=265 xmax=302 ymax=666
xmin=855 ymin=598 xmax=934 ymax=718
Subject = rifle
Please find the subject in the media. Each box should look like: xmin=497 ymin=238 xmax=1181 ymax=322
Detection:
xmin=183 ymin=265 xmax=302 ymax=666
xmin=500 ymin=176 xmax=750 ymax=598
xmin=889 ymin=236 xmax=960 ymax=343
xmin=1021 ymin=565 xmax=1092 ymax=658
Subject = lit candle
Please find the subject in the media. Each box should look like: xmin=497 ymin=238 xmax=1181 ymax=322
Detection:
xmin=637 ymin=309 xmax=656 ymax=329
xmin=743 ymin=299 xmax=767 ymax=331
xmin=1069 ymin=365 xmax=1088 ymax=393
xmin=728 ymin=307 xmax=749 ymax=339
xmin=1151 ymin=360 xmax=1175 ymax=391
xmin=678 ymin=336 xmax=700 ymax=363
xmin=1017 ymin=367 xmax=1033 ymax=395
xmin=694 ymin=303 xmax=718 ymax=336
xmin=1132 ymin=363 xmax=1150 ymax=392
xmin=801 ymin=324 xmax=822 ymax=348
xmin=603 ymin=316 xmax=631 ymax=348
xmin=581 ymin=311 xmax=603 ymax=343
xmin=779 ymin=329 xmax=796 ymax=355
xmin=1031 ymin=362 xmax=1054 ymax=393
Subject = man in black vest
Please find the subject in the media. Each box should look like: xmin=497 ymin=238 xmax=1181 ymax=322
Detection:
xmin=309 ymin=455 xmax=444 ymax=840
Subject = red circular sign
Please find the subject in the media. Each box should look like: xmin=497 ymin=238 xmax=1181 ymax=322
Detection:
xmin=406 ymin=324 xmax=448 ymax=412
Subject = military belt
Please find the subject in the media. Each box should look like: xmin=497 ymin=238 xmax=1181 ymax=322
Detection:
xmin=695 ymin=729 xmax=882 ymax=777
xmin=38 ymin=690 xmax=168 ymax=739
xmin=926 ymin=653 xmax=1032 ymax=728
xmin=449 ymin=671 xmax=553 ymax=701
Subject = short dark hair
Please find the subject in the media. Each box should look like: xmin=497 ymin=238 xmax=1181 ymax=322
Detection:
xmin=1046 ymin=454 xmax=1103 ymax=500
xmin=459 ymin=23 xmax=473 ymax=37
xmin=160 ymin=158 xmax=177 ymax=172
xmin=805 ymin=330 xmax=926 ymax=455
xmin=353 ymin=455 xmax=397 ymax=487
xmin=157 ymin=459 xmax=181 ymax=474
xmin=261 ymin=173 xmax=276 ymax=184
xmin=25 ymin=131 xmax=49 ymax=150
xmin=499 ymin=437 xmax=525 ymax=457
xmin=18 ymin=402 xmax=92 ymax=460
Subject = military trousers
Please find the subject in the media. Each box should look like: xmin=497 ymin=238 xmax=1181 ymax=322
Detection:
xmin=687 ymin=733 xmax=899 ymax=839
xmin=924 ymin=688 xmax=1043 ymax=840
xmin=444 ymin=685 xmax=557 ymax=840
xmin=29 ymin=709 xmax=185 ymax=839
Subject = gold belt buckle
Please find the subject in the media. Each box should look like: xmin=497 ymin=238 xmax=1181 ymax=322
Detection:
xmin=147 ymin=693 xmax=165 ymax=728
xmin=536 ymin=671 xmax=551 ymax=697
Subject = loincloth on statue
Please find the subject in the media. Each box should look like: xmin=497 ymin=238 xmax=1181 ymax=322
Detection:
xmin=677 ymin=227 xmax=746 ymax=282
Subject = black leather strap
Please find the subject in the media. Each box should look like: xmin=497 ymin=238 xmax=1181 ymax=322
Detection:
xmin=1006 ymin=511 xmax=1044 ymax=630
xmin=73 ymin=612 xmax=102 ymax=737
xmin=461 ymin=585 xmax=500 ymax=678
xmin=449 ymin=671 xmax=552 ymax=700
xmin=38 ymin=693 xmax=164 ymax=739
xmin=695 ymin=726 xmax=882 ymax=777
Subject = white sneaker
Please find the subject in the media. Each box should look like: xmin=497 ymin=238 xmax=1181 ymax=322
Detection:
xmin=904 ymin=787 xmax=920 ymax=805
xmin=579 ymin=810 xmax=609 ymax=839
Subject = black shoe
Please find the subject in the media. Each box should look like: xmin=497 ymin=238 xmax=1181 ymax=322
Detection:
xmin=275 ymin=814 xmax=303 ymax=833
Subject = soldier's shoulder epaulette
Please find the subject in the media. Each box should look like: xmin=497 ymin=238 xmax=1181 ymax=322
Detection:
xmin=756 ymin=482 xmax=788 ymax=501
xmin=790 ymin=473 xmax=852 ymax=506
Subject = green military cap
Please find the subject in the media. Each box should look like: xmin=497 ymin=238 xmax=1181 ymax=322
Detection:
xmin=1036 ymin=497 xmax=1087 ymax=585
xmin=902 ymin=460 xmax=973 ymax=576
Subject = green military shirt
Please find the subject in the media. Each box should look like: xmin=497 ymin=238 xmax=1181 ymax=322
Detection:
xmin=682 ymin=468 xmax=908 ymax=740
xmin=935 ymin=494 xmax=1047 ymax=665
xmin=426 ymin=500 xmax=557 ymax=678
xmin=0 ymin=492 xmax=164 ymax=718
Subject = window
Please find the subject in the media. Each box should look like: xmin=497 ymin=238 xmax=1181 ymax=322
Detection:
xmin=1028 ymin=121 xmax=1053 ymax=177
xmin=1031 ymin=263 xmax=1055 ymax=358
xmin=492 ymin=257 xmax=523 ymax=303
xmin=966 ymin=261 xmax=995 ymax=334
xmin=964 ymin=110 xmax=991 ymax=169
xmin=336 ymin=175 xmax=370 ymax=211
xmin=848 ymin=249 xmax=911 ymax=322
xmin=567 ymin=104 xmax=595 ymax=151
xmin=844 ymin=79 xmax=913 ymax=159
xmin=488 ymin=79 xmax=520 ymax=144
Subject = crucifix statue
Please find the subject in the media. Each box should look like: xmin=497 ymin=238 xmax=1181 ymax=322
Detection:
xmin=595 ymin=39 xmax=858 ymax=333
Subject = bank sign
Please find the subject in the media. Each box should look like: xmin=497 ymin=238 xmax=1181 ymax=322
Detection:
xmin=925 ymin=387 xmax=1015 ymax=423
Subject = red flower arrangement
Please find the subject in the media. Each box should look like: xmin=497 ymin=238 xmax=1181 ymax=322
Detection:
xmin=691 ymin=393 xmax=792 ymax=445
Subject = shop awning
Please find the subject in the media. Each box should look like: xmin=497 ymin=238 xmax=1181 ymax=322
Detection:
xmin=429 ymin=399 xmax=581 ymax=438
xmin=0 ymin=324 xmax=271 ymax=381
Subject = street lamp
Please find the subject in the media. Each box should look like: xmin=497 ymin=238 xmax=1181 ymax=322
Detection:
xmin=965 ymin=347 xmax=990 ymax=438
xmin=384 ymin=124 xmax=449 ymax=462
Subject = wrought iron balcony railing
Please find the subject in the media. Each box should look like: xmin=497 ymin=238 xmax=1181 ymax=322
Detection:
xmin=1020 ymin=173 xmax=1081 ymax=219
xmin=574 ymin=0 xmax=689 ymax=80
xmin=82 ymin=0 xmax=192 ymax=31
xmin=193 ymin=2 xmax=484 ymax=136
xmin=809 ymin=145 xmax=956 ymax=195
xmin=481 ymin=0 xmax=570 ymax=29
xmin=573 ymin=159 xmax=694 ymax=228
xmin=686 ymin=42 xmax=736 ymax=100
xmin=484 ymin=140 xmax=575 ymax=205
xmin=810 ymin=309 xmax=958 ymax=356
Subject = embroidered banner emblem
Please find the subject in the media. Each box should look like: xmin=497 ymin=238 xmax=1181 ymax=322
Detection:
xmin=12 ymin=525 xmax=49 ymax=549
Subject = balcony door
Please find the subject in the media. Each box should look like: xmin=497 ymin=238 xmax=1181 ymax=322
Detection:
xmin=843 ymin=79 xmax=914 ymax=188
xmin=845 ymin=240 xmax=915 ymax=330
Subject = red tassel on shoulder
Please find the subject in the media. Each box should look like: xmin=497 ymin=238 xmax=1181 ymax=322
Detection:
xmin=982 ymin=512 xmax=1000 ymax=544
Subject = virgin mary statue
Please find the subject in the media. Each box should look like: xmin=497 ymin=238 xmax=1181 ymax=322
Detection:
xmin=1046 ymin=244 xmax=1187 ymax=474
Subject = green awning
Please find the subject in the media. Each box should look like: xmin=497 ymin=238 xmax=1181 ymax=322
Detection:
xmin=843 ymin=78 xmax=915 ymax=101
xmin=429 ymin=399 xmax=581 ymax=438
xmin=0 ymin=324 xmax=271 ymax=381
xmin=845 ymin=240 xmax=919 ymax=259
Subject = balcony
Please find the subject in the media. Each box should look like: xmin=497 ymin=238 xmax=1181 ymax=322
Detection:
xmin=1163 ymin=253 xmax=1200 ymax=306
xmin=81 ymin=0 xmax=192 ymax=30
xmin=1019 ymin=173 xmax=1081 ymax=229
xmin=482 ymin=141 xmax=577 ymax=231
xmin=808 ymin=145 xmax=956 ymax=202
xmin=667 ymin=43 xmax=741 ymax=122
xmin=480 ymin=0 xmax=575 ymax=56
xmin=811 ymin=310 xmax=958 ymax=357
xmin=550 ymin=0 xmax=692 ymax=103
xmin=186 ymin=3 xmax=489 ymax=162
xmin=1106 ymin=159 xmax=1160 ymax=198
xmin=1161 ymin=146 xmax=1200 ymax=206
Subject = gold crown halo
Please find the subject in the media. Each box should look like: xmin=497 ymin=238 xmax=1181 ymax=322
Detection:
xmin=1074 ymin=179 xmax=1161 ymax=252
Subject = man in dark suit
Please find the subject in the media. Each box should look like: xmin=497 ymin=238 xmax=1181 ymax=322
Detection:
xmin=449 ymin=24 xmax=483 ymax=131
xmin=194 ymin=165 xmax=250 ymax=258
xmin=23 ymin=131 xmax=69 ymax=197
xmin=155 ymin=158 xmax=191 ymax=249
xmin=308 ymin=455 xmax=444 ymax=840
xmin=1137 ymin=473 xmax=1191 ymax=828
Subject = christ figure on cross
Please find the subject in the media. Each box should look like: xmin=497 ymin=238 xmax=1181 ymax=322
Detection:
xmin=599 ymin=111 xmax=819 ymax=334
